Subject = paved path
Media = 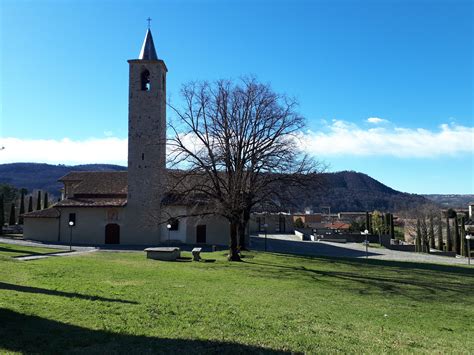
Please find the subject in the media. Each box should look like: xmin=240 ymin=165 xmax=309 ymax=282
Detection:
xmin=251 ymin=234 xmax=470 ymax=266
xmin=0 ymin=236 xmax=97 ymax=261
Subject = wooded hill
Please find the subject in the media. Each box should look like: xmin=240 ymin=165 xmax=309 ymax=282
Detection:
xmin=0 ymin=163 xmax=431 ymax=212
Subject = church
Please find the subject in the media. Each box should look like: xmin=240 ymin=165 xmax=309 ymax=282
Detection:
xmin=23 ymin=29 xmax=231 ymax=246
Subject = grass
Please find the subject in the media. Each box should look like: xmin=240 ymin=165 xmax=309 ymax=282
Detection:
xmin=0 ymin=249 xmax=473 ymax=353
xmin=0 ymin=242 xmax=63 ymax=257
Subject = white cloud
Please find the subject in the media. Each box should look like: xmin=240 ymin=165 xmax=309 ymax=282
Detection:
xmin=1 ymin=121 xmax=473 ymax=165
xmin=0 ymin=137 xmax=128 ymax=165
xmin=367 ymin=117 xmax=388 ymax=124
xmin=299 ymin=121 xmax=474 ymax=158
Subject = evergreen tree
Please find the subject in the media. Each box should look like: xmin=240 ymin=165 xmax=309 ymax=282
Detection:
xmin=416 ymin=219 xmax=422 ymax=252
xmin=368 ymin=214 xmax=373 ymax=234
xmin=0 ymin=194 xmax=4 ymax=235
xmin=460 ymin=216 xmax=466 ymax=257
xmin=453 ymin=214 xmax=460 ymax=254
xmin=437 ymin=216 xmax=443 ymax=250
xmin=365 ymin=212 xmax=370 ymax=232
xmin=43 ymin=192 xmax=49 ymax=209
xmin=429 ymin=215 xmax=435 ymax=249
xmin=27 ymin=196 xmax=33 ymax=212
xmin=389 ymin=213 xmax=395 ymax=239
xmin=8 ymin=203 xmax=16 ymax=225
xmin=446 ymin=217 xmax=452 ymax=252
xmin=36 ymin=191 xmax=42 ymax=210
xmin=18 ymin=191 xmax=25 ymax=225
xmin=421 ymin=218 xmax=429 ymax=253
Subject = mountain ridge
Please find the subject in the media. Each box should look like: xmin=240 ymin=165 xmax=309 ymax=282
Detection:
xmin=0 ymin=162 xmax=431 ymax=212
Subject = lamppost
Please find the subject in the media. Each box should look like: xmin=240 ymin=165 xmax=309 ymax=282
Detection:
xmin=167 ymin=223 xmax=172 ymax=245
xmin=466 ymin=234 xmax=472 ymax=265
xmin=68 ymin=221 xmax=74 ymax=251
xmin=263 ymin=223 xmax=268 ymax=252
xmin=361 ymin=229 xmax=369 ymax=259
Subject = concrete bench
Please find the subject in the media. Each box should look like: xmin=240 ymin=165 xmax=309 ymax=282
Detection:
xmin=192 ymin=247 xmax=202 ymax=261
xmin=144 ymin=247 xmax=181 ymax=261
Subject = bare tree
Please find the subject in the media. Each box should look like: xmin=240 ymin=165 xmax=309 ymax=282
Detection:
xmin=168 ymin=78 xmax=321 ymax=260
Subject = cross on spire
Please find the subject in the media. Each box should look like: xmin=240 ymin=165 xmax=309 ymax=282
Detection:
xmin=146 ymin=17 xmax=152 ymax=29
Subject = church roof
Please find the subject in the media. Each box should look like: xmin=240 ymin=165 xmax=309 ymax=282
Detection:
xmin=138 ymin=29 xmax=158 ymax=60
xmin=23 ymin=207 xmax=60 ymax=218
xmin=55 ymin=197 xmax=127 ymax=208
xmin=59 ymin=171 xmax=127 ymax=195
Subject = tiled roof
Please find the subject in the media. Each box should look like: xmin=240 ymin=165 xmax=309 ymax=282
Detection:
xmin=55 ymin=197 xmax=127 ymax=207
xmin=23 ymin=208 xmax=60 ymax=218
xmin=59 ymin=171 xmax=127 ymax=195
xmin=324 ymin=222 xmax=351 ymax=230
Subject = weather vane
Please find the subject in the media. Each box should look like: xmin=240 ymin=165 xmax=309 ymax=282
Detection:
xmin=147 ymin=17 xmax=152 ymax=29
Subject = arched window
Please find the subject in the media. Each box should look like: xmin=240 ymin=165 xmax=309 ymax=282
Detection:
xmin=141 ymin=70 xmax=151 ymax=91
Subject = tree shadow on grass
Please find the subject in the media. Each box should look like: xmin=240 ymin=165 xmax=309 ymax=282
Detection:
xmin=244 ymin=258 xmax=474 ymax=300
xmin=271 ymin=252 xmax=474 ymax=276
xmin=0 ymin=308 xmax=289 ymax=354
xmin=0 ymin=282 xmax=138 ymax=304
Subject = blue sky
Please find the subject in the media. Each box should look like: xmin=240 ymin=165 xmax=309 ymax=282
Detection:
xmin=1 ymin=0 xmax=473 ymax=194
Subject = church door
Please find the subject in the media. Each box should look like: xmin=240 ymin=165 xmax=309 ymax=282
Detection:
xmin=196 ymin=225 xmax=206 ymax=244
xmin=105 ymin=224 xmax=120 ymax=244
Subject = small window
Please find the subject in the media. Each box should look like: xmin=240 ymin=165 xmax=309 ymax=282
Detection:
xmin=141 ymin=153 xmax=144 ymax=161
xmin=68 ymin=213 xmax=76 ymax=226
xmin=168 ymin=218 xmax=179 ymax=231
xmin=162 ymin=74 xmax=165 ymax=90
xmin=141 ymin=69 xmax=151 ymax=91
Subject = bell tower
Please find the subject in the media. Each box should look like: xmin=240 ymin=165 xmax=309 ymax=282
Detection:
xmin=125 ymin=28 xmax=167 ymax=243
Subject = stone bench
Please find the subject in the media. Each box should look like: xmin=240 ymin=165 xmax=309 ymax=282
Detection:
xmin=192 ymin=247 xmax=202 ymax=261
xmin=144 ymin=247 xmax=181 ymax=261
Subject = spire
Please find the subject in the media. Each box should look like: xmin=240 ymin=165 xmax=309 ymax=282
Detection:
xmin=138 ymin=29 xmax=158 ymax=60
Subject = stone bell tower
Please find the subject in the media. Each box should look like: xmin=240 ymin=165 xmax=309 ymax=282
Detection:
xmin=124 ymin=28 xmax=167 ymax=243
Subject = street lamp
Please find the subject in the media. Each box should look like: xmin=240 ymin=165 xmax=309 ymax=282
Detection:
xmin=68 ymin=220 xmax=75 ymax=251
xmin=166 ymin=223 xmax=172 ymax=245
xmin=361 ymin=229 xmax=369 ymax=259
xmin=466 ymin=234 xmax=472 ymax=265
xmin=263 ymin=223 xmax=268 ymax=252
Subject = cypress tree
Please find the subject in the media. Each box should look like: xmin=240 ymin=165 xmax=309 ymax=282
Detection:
xmin=416 ymin=219 xmax=422 ymax=252
xmin=429 ymin=215 xmax=435 ymax=249
xmin=459 ymin=216 xmax=466 ymax=257
xmin=8 ymin=203 xmax=16 ymax=226
xmin=437 ymin=217 xmax=443 ymax=250
xmin=36 ymin=191 xmax=42 ymax=210
xmin=368 ymin=214 xmax=373 ymax=234
xmin=0 ymin=194 xmax=4 ymax=235
xmin=27 ymin=196 xmax=33 ymax=212
xmin=365 ymin=212 xmax=370 ymax=232
xmin=43 ymin=192 xmax=49 ymax=209
xmin=446 ymin=217 xmax=452 ymax=252
xmin=18 ymin=191 xmax=25 ymax=225
xmin=389 ymin=213 xmax=395 ymax=239
xmin=453 ymin=215 xmax=460 ymax=254
xmin=421 ymin=218 xmax=429 ymax=253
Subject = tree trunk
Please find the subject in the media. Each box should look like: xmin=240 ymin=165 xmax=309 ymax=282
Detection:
xmin=228 ymin=222 xmax=241 ymax=261
xmin=238 ymin=208 xmax=250 ymax=251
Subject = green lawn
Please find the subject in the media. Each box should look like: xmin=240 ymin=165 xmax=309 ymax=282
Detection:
xmin=0 ymin=250 xmax=473 ymax=353
xmin=0 ymin=242 xmax=63 ymax=257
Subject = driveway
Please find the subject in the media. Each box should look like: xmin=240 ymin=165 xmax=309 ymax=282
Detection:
xmin=250 ymin=234 xmax=470 ymax=266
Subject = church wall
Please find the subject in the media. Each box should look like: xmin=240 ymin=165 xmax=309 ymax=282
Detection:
xmin=23 ymin=218 xmax=60 ymax=242
xmin=58 ymin=207 xmax=125 ymax=245
xmin=185 ymin=214 xmax=230 ymax=246
xmin=160 ymin=206 xmax=188 ymax=243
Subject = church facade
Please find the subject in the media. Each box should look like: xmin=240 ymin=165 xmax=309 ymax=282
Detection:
xmin=23 ymin=29 xmax=231 ymax=246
